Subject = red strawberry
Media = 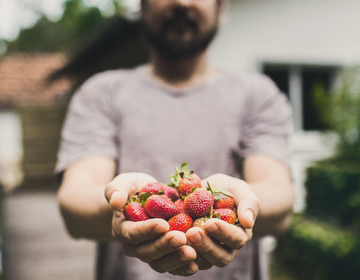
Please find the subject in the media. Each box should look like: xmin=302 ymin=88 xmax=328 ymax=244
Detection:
xmin=207 ymin=182 xmax=235 ymax=209
xmin=213 ymin=208 xmax=237 ymax=225
xmin=139 ymin=182 xmax=165 ymax=200
xmin=184 ymin=188 xmax=214 ymax=218
xmin=178 ymin=173 xmax=202 ymax=197
xmin=168 ymin=213 xmax=193 ymax=233
xmin=169 ymin=163 xmax=202 ymax=196
xmin=174 ymin=199 xmax=185 ymax=213
xmin=214 ymin=196 xmax=235 ymax=210
xmin=123 ymin=197 xmax=150 ymax=222
xmin=163 ymin=184 xmax=180 ymax=201
xmin=144 ymin=194 xmax=179 ymax=219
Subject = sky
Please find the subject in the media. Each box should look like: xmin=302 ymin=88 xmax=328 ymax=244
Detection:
xmin=0 ymin=0 xmax=141 ymax=41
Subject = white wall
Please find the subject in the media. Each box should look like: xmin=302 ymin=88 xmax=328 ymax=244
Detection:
xmin=210 ymin=0 xmax=360 ymax=72
xmin=0 ymin=110 xmax=23 ymax=191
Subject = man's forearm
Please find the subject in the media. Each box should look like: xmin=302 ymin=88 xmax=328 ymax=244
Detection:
xmin=58 ymin=183 xmax=114 ymax=241
xmin=57 ymin=157 xmax=117 ymax=241
xmin=243 ymin=155 xmax=294 ymax=237
xmin=249 ymin=181 xmax=294 ymax=237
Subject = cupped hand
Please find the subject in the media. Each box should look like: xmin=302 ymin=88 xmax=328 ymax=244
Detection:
xmin=104 ymin=172 xmax=199 ymax=276
xmin=186 ymin=218 xmax=252 ymax=269
xmin=185 ymin=173 xmax=260 ymax=269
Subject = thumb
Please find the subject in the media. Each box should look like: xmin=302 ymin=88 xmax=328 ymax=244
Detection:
xmin=230 ymin=181 xmax=260 ymax=229
xmin=104 ymin=172 xmax=158 ymax=211
xmin=239 ymin=208 xmax=257 ymax=229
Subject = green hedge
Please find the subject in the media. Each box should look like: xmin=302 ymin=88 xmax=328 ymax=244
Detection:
xmin=305 ymin=159 xmax=360 ymax=231
xmin=274 ymin=214 xmax=360 ymax=280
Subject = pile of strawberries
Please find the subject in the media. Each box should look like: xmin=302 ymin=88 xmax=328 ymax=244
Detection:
xmin=123 ymin=163 xmax=238 ymax=233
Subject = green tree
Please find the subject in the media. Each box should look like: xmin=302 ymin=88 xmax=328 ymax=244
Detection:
xmin=5 ymin=0 xmax=125 ymax=53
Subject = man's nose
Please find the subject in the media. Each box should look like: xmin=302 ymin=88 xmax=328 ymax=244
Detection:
xmin=171 ymin=0 xmax=193 ymax=7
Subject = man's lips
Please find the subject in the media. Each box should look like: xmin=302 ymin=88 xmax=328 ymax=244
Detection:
xmin=163 ymin=18 xmax=198 ymax=34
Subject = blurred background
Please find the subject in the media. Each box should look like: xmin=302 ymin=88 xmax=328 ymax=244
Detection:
xmin=1 ymin=0 xmax=360 ymax=279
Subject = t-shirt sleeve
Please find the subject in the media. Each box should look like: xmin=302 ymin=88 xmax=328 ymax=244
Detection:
xmin=55 ymin=74 xmax=119 ymax=176
xmin=239 ymin=74 xmax=293 ymax=168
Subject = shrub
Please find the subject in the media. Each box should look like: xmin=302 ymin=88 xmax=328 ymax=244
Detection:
xmin=314 ymin=66 xmax=360 ymax=161
xmin=305 ymin=160 xmax=360 ymax=231
xmin=274 ymin=214 xmax=360 ymax=280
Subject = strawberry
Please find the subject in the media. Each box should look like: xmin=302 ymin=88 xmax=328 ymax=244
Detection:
xmin=144 ymin=194 xmax=179 ymax=219
xmin=123 ymin=197 xmax=150 ymax=222
xmin=139 ymin=182 xmax=165 ymax=200
xmin=192 ymin=217 xmax=209 ymax=229
xmin=207 ymin=182 xmax=235 ymax=209
xmin=163 ymin=184 xmax=180 ymax=201
xmin=168 ymin=213 xmax=193 ymax=233
xmin=184 ymin=188 xmax=214 ymax=218
xmin=174 ymin=198 xmax=185 ymax=213
xmin=213 ymin=208 xmax=237 ymax=225
xmin=214 ymin=196 xmax=235 ymax=210
xmin=169 ymin=163 xmax=202 ymax=196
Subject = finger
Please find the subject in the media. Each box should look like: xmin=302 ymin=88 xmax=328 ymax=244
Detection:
xmin=234 ymin=187 xmax=259 ymax=229
xmin=193 ymin=254 xmax=213 ymax=270
xmin=123 ymin=231 xmax=188 ymax=262
xmin=186 ymin=226 xmax=238 ymax=267
xmin=169 ymin=261 xmax=199 ymax=276
xmin=204 ymin=174 xmax=260 ymax=229
xmin=112 ymin=215 xmax=169 ymax=245
xmin=148 ymin=245 xmax=197 ymax=273
xmin=204 ymin=218 xmax=252 ymax=249
xmin=104 ymin=172 xmax=157 ymax=211
xmin=222 ymin=181 xmax=259 ymax=229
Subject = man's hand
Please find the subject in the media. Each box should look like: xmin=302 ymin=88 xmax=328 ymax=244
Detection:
xmin=105 ymin=172 xmax=200 ymax=276
xmin=185 ymin=173 xmax=260 ymax=269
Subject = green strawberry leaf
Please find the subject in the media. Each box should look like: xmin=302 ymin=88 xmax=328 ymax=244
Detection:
xmin=169 ymin=176 xmax=180 ymax=187
xmin=213 ymin=185 xmax=234 ymax=197
xmin=212 ymin=192 xmax=226 ymax=201
xmin=140 ymin=192 xmax=150 ymax=202
xmin=190 ymin=187 xmax=198 ymax=193
xmin=180 ymin=162 xmax=189 ymax=172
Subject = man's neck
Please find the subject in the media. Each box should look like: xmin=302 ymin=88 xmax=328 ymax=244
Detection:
xmin=147 ymin=51 xmax=218 ymax=89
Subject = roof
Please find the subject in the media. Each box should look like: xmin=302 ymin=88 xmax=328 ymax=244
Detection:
xmin=0 ymin=52 xmax=74 ymax=108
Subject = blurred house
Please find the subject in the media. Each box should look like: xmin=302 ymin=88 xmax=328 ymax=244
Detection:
xmin=0 ymin=53 xmax=73 ymax=192
xmin=209 ymin=0 xmax=360 ymax=211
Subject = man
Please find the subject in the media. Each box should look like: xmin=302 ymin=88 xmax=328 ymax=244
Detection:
xmin=56 ymin=0 xmax=294 ymax=279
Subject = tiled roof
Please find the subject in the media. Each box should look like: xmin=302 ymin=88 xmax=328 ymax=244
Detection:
xmin=0 ymin=52 xmax=74 ymax=107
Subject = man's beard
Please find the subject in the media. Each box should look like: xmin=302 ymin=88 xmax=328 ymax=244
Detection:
xmin=141 ymin=8 xmax=219 ymax=60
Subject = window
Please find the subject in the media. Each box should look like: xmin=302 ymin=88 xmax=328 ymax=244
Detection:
xmin=263 ymin=64 xmax=339 ymax=131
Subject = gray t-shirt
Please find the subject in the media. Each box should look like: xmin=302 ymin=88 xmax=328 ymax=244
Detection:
xmin=56 ymin=66 xmax=292 ymax=280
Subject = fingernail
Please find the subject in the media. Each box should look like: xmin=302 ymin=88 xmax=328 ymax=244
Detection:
xmin=109 ymin=190 xmax=120 ymax=209
xmin=169 ymin=236 xmax=185 ymax=248
xmin=188 ymin=232 xmax=202 ymax=245
xmin=180 ymin=252 xmax=193 ymax=262
xmin=245 ymin=209 xmax=255 ymax=225
xmin=153 ymin=223 xmax=168 ymax=234
xmin=205 ymin=222 xmax=219 ymax=233
xmin=186 ymin=262 xmax=199 ymax=274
